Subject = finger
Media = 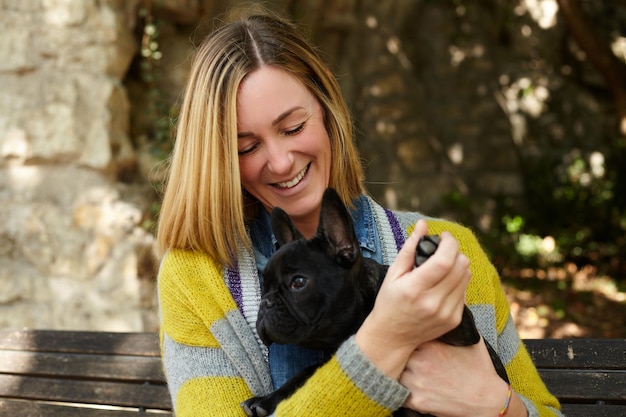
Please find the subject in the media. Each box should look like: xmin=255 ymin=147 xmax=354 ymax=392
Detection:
xmin=410 ymin=231 xmax=461 ymax=288
xmin=447 ymin=252 xmax=472 ymax=297
xmin=418 ymin=251 xmax=471 ymax=324
xmin=441 ymin=255 xmax=472 ymax=321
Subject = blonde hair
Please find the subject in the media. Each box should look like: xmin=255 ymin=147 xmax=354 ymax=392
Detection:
xmin=156 ymin=9 xmax=365 ymax=266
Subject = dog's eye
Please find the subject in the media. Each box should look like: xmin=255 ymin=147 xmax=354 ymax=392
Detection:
xmin=290 ymin=276 xmax=307 ymax=290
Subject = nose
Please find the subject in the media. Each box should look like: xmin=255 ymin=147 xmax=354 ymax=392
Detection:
xmin=265 ymin=138 xmax=294 ymax=175
xmin=260 ymin=297 xmax=274 ymax=309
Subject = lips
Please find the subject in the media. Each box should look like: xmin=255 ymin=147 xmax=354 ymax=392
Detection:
xmin=274 ymin=163 xmax=310 ymax=189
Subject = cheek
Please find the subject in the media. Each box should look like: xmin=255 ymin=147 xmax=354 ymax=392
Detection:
xmin=238 ymin=158 xmax=259 ymax=188
xmin=306 ymin=125 xmax=332 ymax=159
xmin=317 ymin=131 xmax=333 ymax=174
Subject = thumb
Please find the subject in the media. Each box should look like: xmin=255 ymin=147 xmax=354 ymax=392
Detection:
xmin=387 ymin=219 xmax=429 ymax=277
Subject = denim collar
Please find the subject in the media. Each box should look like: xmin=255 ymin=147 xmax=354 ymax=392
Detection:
xmin=349 ymin=194 xmax=381 ymax=262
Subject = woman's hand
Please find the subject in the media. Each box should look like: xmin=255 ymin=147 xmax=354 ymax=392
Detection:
xmin=400 ymin=338 xmax=517 ymax=417
xmin=354 ymin=220 xmax=472 ymax=379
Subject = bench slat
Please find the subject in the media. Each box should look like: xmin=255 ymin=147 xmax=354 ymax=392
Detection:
xmin=0 ymin=399 xmax=171 ymax=417
xmin=525 ymin=339 xmax=626 ymax=369
xmin=0 ymin=330 xmax=160 ymax=357
xmin=539 ymin=369 xmax=626 ymax=402
xmin=0 ymin=350 xmax=166 ymax=383
xmin=0 ymin=374 xmax=171 ymax=410
xmin=560 ymin=403 xmax=626 ymax=417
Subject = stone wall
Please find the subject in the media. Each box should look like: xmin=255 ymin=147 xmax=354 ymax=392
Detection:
xmin=0 ymin=0 xmax=158 ymax=331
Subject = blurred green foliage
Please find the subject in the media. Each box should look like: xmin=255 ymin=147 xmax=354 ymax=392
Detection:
xmin=478 ymin=144 xmax=626 ymax=280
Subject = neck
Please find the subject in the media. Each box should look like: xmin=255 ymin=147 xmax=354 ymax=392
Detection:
xmin=290 ymin=208 xmax=321 ymax=239
xmin=293 ymin=221 xmax=317 ymax=239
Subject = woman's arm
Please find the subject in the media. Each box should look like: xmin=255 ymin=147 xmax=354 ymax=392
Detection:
xmin=398 ymin=219 xmax=563 ymax=417
xmin=400 ymin=338 xmax=526 ymax=417
xmin=159 ymin=250 xmax=259 ymax=417
xmin=355 ymin=220 xmax=472 ymax=380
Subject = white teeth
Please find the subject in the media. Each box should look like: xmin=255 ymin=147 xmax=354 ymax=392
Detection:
xmin=276 ymin=165 xmax=309 ymax=189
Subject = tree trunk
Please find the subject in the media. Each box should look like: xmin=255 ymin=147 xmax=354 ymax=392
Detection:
xmin=557 ymin=0 xmax=626 ymax=136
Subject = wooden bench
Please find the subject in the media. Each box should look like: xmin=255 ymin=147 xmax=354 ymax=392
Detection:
xmin=0 ymin=330 xmax=171 ymax=416
xmin=524 ymin=338 xmax=626 ymax=417
xmin=0 ymin=330 xmax=624 ymax=416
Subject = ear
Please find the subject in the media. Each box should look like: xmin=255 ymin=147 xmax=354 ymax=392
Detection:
xmin=271 ymin=207 xmax=304 ymax=246
xmin=317 ymin=188 xmax=360 ymax=265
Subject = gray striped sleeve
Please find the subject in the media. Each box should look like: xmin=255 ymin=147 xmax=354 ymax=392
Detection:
xmin=335 ymin=335 xmax=409 ymax=411
xmin=469 ymin=303 xmax=521 ymax=367
xmin=162 ymin=332 xmax=240 ymax=401
xmin=211 ymin=311 xmax=273 ymax=396
xmin=162 ymin=311 xmax=272 ymax=404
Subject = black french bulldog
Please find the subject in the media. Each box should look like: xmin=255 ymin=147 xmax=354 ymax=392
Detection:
xmin=242 ymin=188 xmax=508 ymax=417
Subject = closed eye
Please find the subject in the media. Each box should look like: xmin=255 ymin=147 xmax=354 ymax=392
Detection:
xmin=238 ymin=141 xmax=259 ymax=156
xmin=283 ymin=122 xmax=305 ymax=136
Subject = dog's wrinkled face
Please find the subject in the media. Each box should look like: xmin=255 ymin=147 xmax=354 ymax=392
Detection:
xmin=256 ymin=189 xmax=364 ymax=350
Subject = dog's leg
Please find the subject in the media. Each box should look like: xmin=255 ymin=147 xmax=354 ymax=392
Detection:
xmin=393 ymin=408 xmax=436 ymax=417
xmin=241 ymin=362 xmax=322 ymax=417
xmin=437 ymin=306 xmax=509 ymax=383
xmin=485 ymin=338 xmax=510 ymax=383
xmin=437 ymin=305 xmax=481 ymax=345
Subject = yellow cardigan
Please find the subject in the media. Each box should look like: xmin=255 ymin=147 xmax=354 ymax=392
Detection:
xmin=158 ymin=198 xmax=562 ymax=417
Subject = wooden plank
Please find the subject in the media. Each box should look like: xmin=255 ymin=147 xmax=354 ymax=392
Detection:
xmin=539 ymin=369 xmax=626 ymax=402
xmin=0 ymin=375 xmax=172 ymax=410
xmin=560 ymin=403 xmax=626 ymax=417
xmin=0 ymin=399 xmax=172 ymax=417
xmin=525 ymin=339 xmax=626 ymax=369
xmin=0 ymin=350 xmax=166 ymax=382
xmin=0 ymin=330 xmax=160 ymax=357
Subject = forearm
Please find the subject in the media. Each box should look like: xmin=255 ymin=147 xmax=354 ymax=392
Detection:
xmin=474 ymin=378 xmax=528 ymax=417
xmin=507 ymin=390 xmax=529 ymax=417
xmin=354 ymin=315 xmax=415 ymax=380
xmin=277 ymin=336 xmax=409 ymax=416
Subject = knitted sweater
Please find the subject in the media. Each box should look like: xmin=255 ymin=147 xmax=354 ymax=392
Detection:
xmin=158 ymin=199 xmax=563 ymax=417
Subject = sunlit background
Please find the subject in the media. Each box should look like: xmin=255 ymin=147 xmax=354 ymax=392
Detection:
xmin=0 ymin=0 xmax=624 ymax=337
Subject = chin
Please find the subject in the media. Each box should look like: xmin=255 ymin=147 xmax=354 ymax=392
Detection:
xmin=293 ymin=190 xmax=325 ymax=214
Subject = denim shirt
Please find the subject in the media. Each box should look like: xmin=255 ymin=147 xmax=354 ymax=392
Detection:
xmin=247 ymin=195 xmax=383 ymax=389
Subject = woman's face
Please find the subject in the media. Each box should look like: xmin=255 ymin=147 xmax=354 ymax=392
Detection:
xmin=236 ymin=66 xmax=332 ymax=235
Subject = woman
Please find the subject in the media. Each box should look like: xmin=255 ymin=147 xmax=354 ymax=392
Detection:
xmin=156 ymin=7 xmax=562 ymax=417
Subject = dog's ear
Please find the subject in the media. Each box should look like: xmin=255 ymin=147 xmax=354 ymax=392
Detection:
xmin=318 ymin=188 xmax=359 ymax=265
xmin=271 ymin=207 xmax=304 ymax=246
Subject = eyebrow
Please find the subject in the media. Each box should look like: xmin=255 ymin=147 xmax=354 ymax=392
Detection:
xmin=272 ymin=106 xmax=304 ymax=126
xmin=237 ymin=106 xmax=305 ymax=138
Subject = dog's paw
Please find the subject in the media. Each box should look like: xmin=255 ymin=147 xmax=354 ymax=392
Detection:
xmin=241 ymin=397 xmax=271 ymax=417
xmin=415 ymin=234 xmax=440 ymax=267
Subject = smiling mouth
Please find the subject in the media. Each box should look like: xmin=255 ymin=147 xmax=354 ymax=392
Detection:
xmin=274 ymin=164 xmax=310 ymax=189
